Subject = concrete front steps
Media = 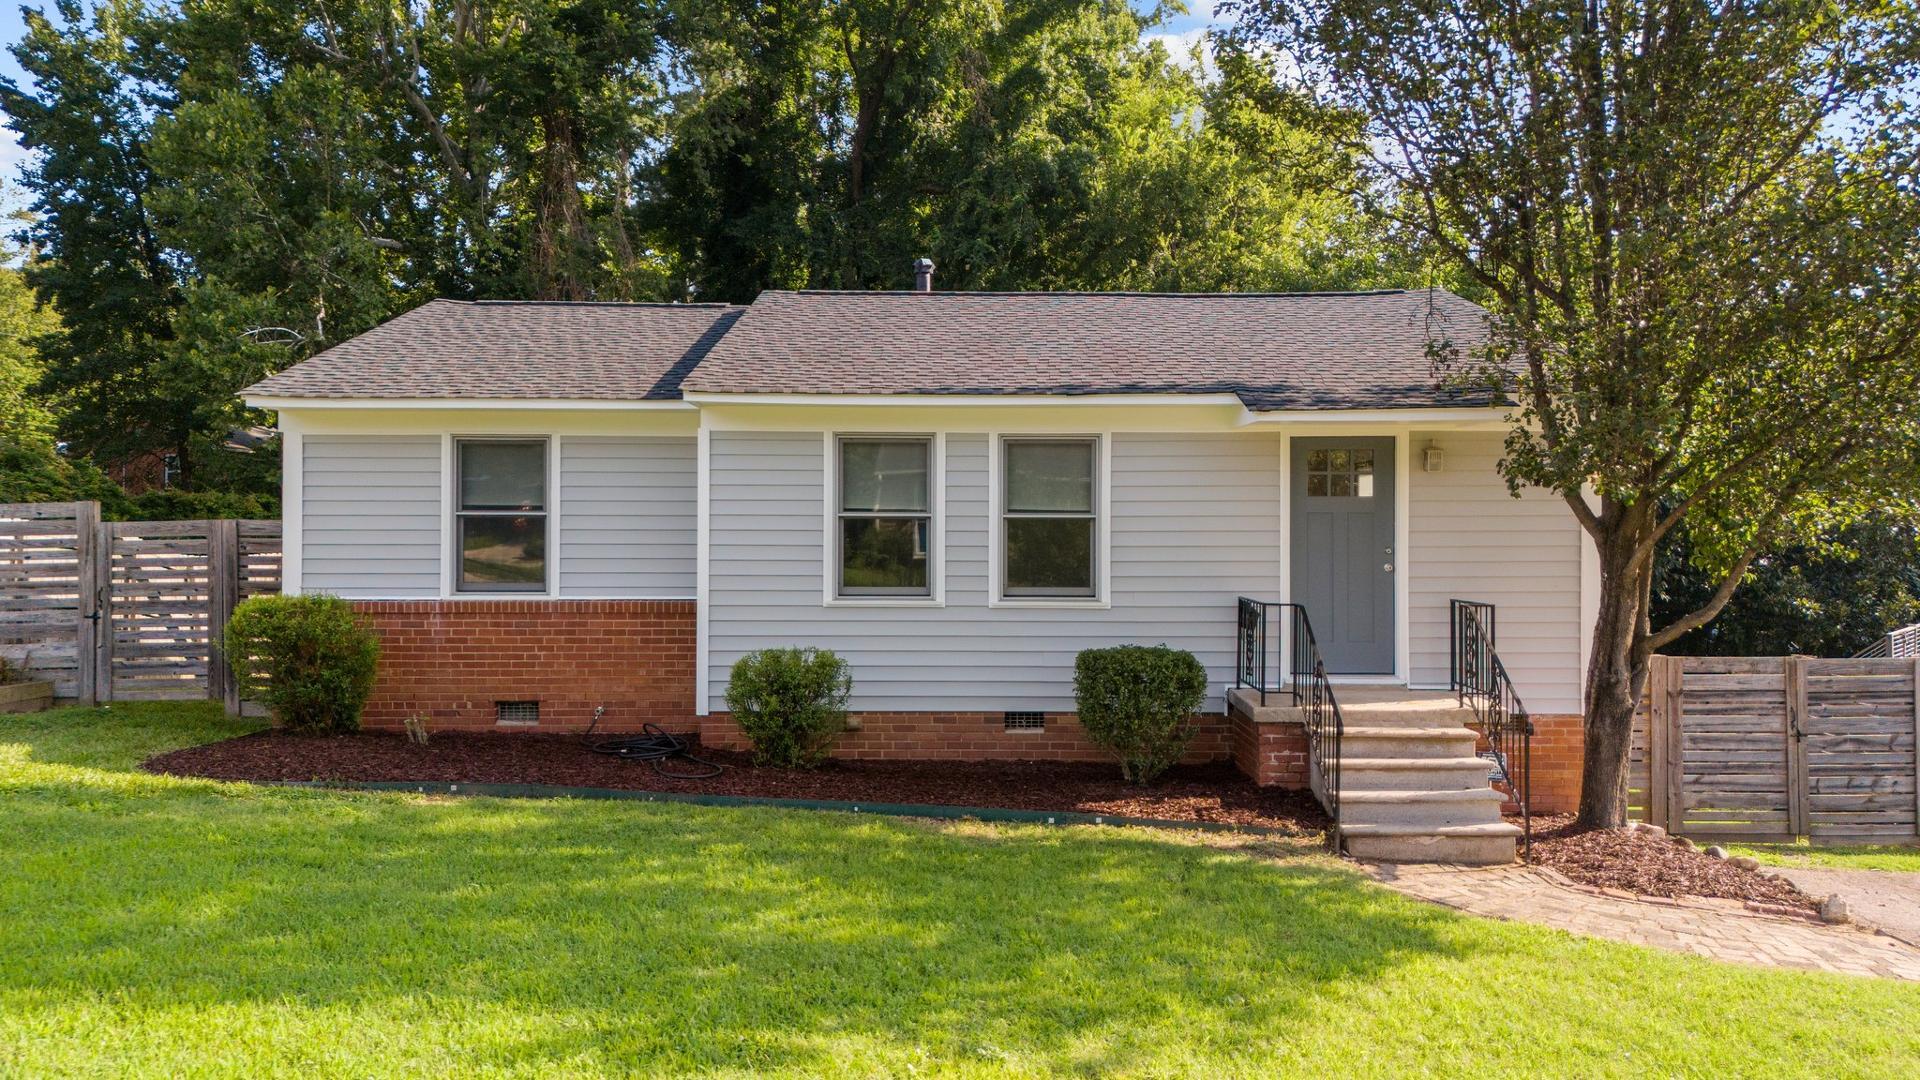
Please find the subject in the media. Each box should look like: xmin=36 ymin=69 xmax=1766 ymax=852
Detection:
xmin=1228 ymin=686 xmax=1521 ymax=865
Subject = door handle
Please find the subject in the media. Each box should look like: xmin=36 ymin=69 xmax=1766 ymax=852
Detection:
xmin=1383 ymin=563 xmax=1394 ymax=573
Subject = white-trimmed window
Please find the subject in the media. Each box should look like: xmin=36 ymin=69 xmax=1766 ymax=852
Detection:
xmin=1001 ymin=437 xmax=1098 ymax=598
xmin=454 ymin=438 xmax=548 ymax=592
xmin=836 ymin=436 xmax=933 ymax=597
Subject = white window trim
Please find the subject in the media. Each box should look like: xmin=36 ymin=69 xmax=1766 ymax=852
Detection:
xmin=987 ymin=432 xmax=1112 ymax=609
xmin=445 ymin=434 xmax=557 ymax=598
xmin=821 ymin=431 xmax=946 ymax=607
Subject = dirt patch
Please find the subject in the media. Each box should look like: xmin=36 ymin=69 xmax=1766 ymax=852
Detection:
xmin=146 ymin=729 xmax=1330 ymax=835
xmin=1524 ymin=815 xmax=1814 ymax=910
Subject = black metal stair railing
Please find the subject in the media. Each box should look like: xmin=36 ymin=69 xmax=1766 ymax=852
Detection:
xmin=1237 ymin=598 xmax=1346 ymax=846
xmin=1450 ymin=599 xmax=1534 ymax=855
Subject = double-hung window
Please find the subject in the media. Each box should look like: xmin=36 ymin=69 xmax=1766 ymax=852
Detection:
xmin=1002 ymin=437 xmax=1098 ymax=598
xmin=836 ymin=436 xmax=933 ymax=597
xmin=455 ymin=438 xmax=548 ymax=592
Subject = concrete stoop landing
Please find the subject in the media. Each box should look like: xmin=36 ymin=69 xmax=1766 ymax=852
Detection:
xmin=1227 ymin=686 xmax=1521 ymax=865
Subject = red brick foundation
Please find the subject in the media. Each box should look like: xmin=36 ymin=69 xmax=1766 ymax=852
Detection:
xmin=1526 ymin=713 xmax=1584 ymax=814
xmin=352 ymin=600 xmax=696 ymax=732
xmin=699 ymin=711 xmax=1235 ymax=766
xmin=1468 ymin=712 xmax=1584 ymax=815
xmin=1229 ymin=710 xmax=1309 ymax=787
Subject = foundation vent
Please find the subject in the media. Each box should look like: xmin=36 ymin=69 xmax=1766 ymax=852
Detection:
xmin=1003 ymin=711 xmax=1045 ymax=733
xmin=496 ymin=700 xmax=541 ymax=727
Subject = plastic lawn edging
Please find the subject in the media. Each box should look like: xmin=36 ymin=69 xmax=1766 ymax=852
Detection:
xmin=270 ymin=778 xmax=1315 ymax=838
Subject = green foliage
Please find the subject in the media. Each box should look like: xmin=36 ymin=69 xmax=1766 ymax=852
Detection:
xmin=1656 ymin=516 xmax=1920 ymax=658
xmin=1073 ymin=644 xmax=1209 ymax=784
xmin=223 ymin=594 xmax=379 ymax=733
xmin=723 ymin=647 xmax=853 ymax=767
xmin=0 ymin=263 xmax=59 ymax=448
xmin=0 ymin=435 xmax=129 ymax=511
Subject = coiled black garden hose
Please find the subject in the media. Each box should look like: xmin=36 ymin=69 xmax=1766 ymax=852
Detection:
xmin=584 ymin=719 xmax=726 ymax=780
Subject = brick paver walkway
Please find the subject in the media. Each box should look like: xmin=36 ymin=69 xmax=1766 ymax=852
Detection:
xmin=1366 ymin=861 xmax=1920 ymax=980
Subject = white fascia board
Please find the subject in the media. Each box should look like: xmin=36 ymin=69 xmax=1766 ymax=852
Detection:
xmin=1239 ymin=406 xmax=1513 ymax=426
xmin=679 ymin=391 xmax=1248 ymax=408
xmin=244 ymin=396 xmax=697 ymax=412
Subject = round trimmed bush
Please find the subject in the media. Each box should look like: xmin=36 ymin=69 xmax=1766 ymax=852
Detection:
xmin=224 ymin=594 xmax=380 ymax=733
xmin=1074 ymin=644 xmax=1209 ymax=784
xmin=724 ymin=647 xmax=853 ymax=767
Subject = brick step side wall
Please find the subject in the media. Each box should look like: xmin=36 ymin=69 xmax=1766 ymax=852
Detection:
xmin=352 ymin=600 xmax=697 ymax=732
xmin=1468 ymin=712 xmax=1583 ymax=815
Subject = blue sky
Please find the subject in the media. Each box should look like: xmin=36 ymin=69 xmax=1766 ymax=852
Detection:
xmin=0 ymin=1 xmax=1219 ymax=192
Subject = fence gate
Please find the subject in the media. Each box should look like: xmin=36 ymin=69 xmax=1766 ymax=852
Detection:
xmin=1 ymin=502 xmax=280 ymax=712
xmin=1634 ymin=655 xmax=1920 ymax=842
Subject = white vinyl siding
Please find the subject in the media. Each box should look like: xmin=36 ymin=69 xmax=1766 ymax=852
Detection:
xmin=301 ymin=435 xmax=442 ymax=596
xmin=1408 ymin=430 xmax=1583 ymax=712
xmin=708 ymin=430 xmax=1284 ymax=713
xmin=557 ymin=437 xmax=697 ymax=596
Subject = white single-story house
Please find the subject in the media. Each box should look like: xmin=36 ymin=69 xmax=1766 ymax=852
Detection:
xmin=243 ymin=274 xmax=1596 ymax=861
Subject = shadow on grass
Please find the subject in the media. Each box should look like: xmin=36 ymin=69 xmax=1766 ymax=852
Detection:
xmin=0 ymin=704 xmax=1483 ymax=1073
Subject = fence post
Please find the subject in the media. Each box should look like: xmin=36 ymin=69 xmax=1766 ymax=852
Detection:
xmin=208 ymin=519 xmax=240 ymax=715
xmin=1912 ymin=656 xmax=1919 ymax=839
xmin=1647 ymin=655 xmax=1669 ymax=830
xmin=1784 ymin=655 xmax=1810 ymax=838
xmin=92 ymin=517 xmax=113 ymax=703
xmin=72 ymin=501 xmax=101 ymax=706
xmin=1665 ymin=657 xmax=1686 ymax=832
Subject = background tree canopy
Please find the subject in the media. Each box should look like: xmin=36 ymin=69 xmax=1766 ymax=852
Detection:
xmin=0 ymin=0 xmax=1420 ymax=491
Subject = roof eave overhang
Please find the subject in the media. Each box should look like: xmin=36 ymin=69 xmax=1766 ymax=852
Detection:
xmin=1237 ymin=405 xmax=1513 ymax=427
xmin=678 ymin=391 xmax=1249 ymax=407
xmin=244 ymin=396 xmax=698 ymax=411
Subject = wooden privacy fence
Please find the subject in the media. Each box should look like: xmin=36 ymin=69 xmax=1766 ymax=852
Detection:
xmin=1633 ymin=655 xmax=1920 ymax=842
xmin=0 ymin=501 xmax=281 ymax=712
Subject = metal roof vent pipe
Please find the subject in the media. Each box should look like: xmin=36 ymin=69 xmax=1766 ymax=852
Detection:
xmin=912 ymin=257 xmax=935 ymax=293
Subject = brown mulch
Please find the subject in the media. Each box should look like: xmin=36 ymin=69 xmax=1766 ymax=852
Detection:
xmin=1523 ymin=814 xmax=1815 ymax=910
xmin=145 ymin=730 xmax=1331 ymax=836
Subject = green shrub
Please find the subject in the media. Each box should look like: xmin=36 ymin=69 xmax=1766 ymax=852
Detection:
xmin=1074 ymin=644 xmax=1209 ymax=784
xmin=724 ymin=647 xmax=853 ymax=767
xmin=224 ymin=594 xmax=380 ymax=733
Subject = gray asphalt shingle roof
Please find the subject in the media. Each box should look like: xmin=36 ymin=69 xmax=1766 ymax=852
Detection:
xmin=243 ymin=288 xmax=1495 ymax=410
xmin=241 ymin=300 xmax=744 ymax=401
xmin=683 ymin=289 xmax=1491 ymax=409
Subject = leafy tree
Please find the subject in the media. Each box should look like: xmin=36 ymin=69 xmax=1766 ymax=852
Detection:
xmin=1656 ymin=517 xmax=1920 ymax=658
xmin=1 ymin=0 xmax=186 ymax=475
xmin=1228 ymin=0 xmax=1920 ymax=825
xmin=0 ymin=264 xmax=60 ymax=448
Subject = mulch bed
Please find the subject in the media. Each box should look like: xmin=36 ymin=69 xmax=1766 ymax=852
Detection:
xmin=146 ymin=730 xmax=1331 ymax=836
xmin=1524 ymin=815 xmax=1814 ymax=910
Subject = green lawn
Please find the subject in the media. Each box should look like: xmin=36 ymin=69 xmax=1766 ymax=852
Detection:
xmin=1730 ymin=841 xmax=1920 ymax=873
xmin=6 ymin=705 xmax=1920 ymax=1077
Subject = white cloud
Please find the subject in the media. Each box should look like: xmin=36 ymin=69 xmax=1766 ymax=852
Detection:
xmin=1145 ymin=26 xmax=1217 ymax=76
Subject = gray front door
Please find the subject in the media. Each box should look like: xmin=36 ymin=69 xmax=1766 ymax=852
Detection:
xmin=1290 ymin=437 xmax=1395 ymax=675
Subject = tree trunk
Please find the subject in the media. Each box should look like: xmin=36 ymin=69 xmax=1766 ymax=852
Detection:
xmin=1576 ymin=533 xmax=1655 ymax=828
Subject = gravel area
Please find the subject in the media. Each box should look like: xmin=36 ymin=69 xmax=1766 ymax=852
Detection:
xmin=147 ymin=730 xmax=1331 ymax=835
xmin=1524 ymin=815 xmax=1814 ymax=910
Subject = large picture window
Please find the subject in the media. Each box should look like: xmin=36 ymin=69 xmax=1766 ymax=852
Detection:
xmin=837 ymin=437 xmax=933 ymax=597
xmin=455 ymin=438 xmax=547 ymax=591
xmin=1002 ymin=437 xmax=1098 ymax=598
